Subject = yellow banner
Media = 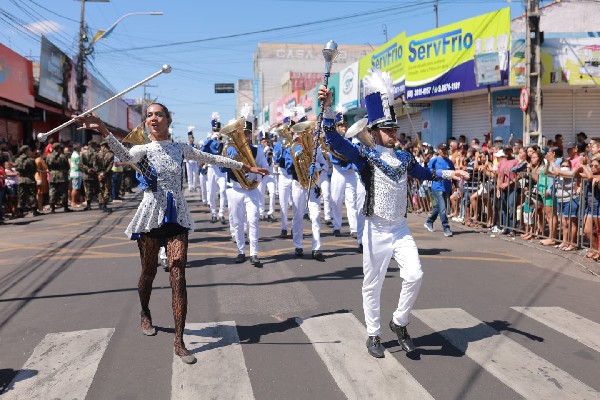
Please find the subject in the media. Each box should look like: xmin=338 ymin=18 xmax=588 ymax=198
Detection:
xmin=358 ymin=32 xmax=406 ymax=86
xmin=406 ymin=8 xmax=510 ymax=87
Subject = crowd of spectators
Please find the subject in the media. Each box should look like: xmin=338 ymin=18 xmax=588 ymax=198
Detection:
xmin=401 ymin=130 xmax=597 ymax=261
xmin=0 ymin=137 xmax=136 ymax=224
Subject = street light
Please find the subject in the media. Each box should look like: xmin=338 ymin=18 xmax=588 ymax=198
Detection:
xmin=75 ymin=5 xmax=163 ymax=114
xmin=88 ymin=12 xmax=163 ymax=48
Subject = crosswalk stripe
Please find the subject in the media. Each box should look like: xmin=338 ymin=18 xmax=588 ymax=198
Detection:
xmin=297 ymin=313 xmax=433 ymax=400
xmin=171 ymin=321 xmax=255 ymax=400
xmin=412 ymin=308 xmax=600 ymax=400
xmin=512 ymin=306 xmax=600 ymax=353
xmin=3 ymin=328 xmax=114 ymax=400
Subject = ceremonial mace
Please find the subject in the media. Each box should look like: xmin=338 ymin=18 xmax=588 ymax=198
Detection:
xmin=306 ymin=40 xmax=339 ymax=208
xmin=37 ymin=65 xmax=172 ymax=141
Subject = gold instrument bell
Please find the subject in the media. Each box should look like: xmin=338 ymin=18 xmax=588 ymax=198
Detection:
xmin=345 ymin=118 xmax=375 ymax=148
xmin=290 ymin=120 xmax=319 ymax=190
xmin=122 ymin=121 xmax=150 ymax=146
xmin=220 ymin=118 xmax=260 ymax=190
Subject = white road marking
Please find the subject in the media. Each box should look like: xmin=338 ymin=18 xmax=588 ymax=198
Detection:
xmin=412 ymin=308 xmax=599 ymax=400
xmin=512 ymin=306 xmax=600 ymax=353
xmin=171 ymin=321 xmax=254 ymax=400
xmin=3 ymin=328 xmax=114 ymax=400
xmin=297 ymin=312 xmax=433 ymax=400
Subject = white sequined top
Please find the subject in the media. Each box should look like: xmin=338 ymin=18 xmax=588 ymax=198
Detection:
xmin=372 ymin=145 xmax=408 ymax=222
xmin=105 ymin=134 xmax=243 ymax=237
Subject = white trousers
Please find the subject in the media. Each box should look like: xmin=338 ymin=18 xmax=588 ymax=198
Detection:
xmin=278 ymin=172 xmax=293 ymax=230
xmin=356 ymin=173 xmax=366 ymax=245
xmin=207 ymin=165 xmax=227 ymax=217
xmin=331 ymin=168 xmax=358 ymax=232
xmin=362 ymin=216 xmax=423 ymax=336
xmin=199 ymin=170 xmax=208 ymax=204
xmin=318 ymin=172 xmax=331 ymax=221
xmin=258 ymin=175 xmax=276 ymax=217
xmin=185 ymin=160 xmax=199 ymax=190
xmin=291 ymin=180 xmax=321 ymax=251
xmin=227 ymin=187 xmax=260 ymax=256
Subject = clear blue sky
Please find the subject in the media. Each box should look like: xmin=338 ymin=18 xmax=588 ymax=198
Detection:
xmin=1 ymin=0 xmax=530 ymax=141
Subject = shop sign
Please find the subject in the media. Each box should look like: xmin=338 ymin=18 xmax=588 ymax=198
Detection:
xmin=358 ymin=32 xmax=406 ymax=98
xmin=0 ymin=44 xmax=34 ymax=108
xmin=405 ymin=8 xmax=510 ymax=100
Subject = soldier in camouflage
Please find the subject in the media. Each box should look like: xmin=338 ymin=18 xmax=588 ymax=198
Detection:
xmin=98 ymin=141 xmax=114 ymax=212
xmin=46 ymin=142 xmax=73 ymax=213
xmin=79 ymin=141 xmax=100 ymax=211
xmin=14 ymin=145 xmax=40 ymax=217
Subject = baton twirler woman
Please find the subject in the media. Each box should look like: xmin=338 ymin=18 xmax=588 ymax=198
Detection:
xmin=74 ymin=103 xmax=268 ymax=364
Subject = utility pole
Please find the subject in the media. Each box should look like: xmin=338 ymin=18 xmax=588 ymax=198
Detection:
xmin=382 ymin=24 xmax=388 ymax=42
xmin=75 ymin=0 xmax=87 ymax=114
xmin=434 ymin=0 xmax=439 ymax=28
xmin=524 ymin=0 xmax=542 ymax=145
xmin=142 ymin=83 xmax=158 ymax=121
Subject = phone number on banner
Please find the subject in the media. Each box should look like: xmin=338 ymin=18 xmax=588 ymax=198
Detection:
xmin=406 ymin=81 xmax=461 ymax=99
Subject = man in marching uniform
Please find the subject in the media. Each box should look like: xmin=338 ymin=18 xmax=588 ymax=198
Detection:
xmin=223 ymin=105 xmax=270 ymax=267
xmin=329 ymin=105 xmax=359 ymax=238
xmin=273 ymin=107 xmax=295 ymax=238
xmin=284 ymin=120 xmax=328 ymax=261
xmin=202 ymin=112 xmax=228 ymax=224
xmin=258 ymin=130 xmax=277 ymax=222
xmin=185 ymin=127 xmax=200 ymax=192
xmin=319 ymin=69 xmax=468 ymax=358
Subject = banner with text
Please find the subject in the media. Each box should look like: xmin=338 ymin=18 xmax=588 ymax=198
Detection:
xmin=0 ymin=43 xmax=34 ymax=108
xmin=359 ymin=32 xmax=406 ymax=99
xmin=405 ymin=8 xmax=510 ymax=100
xmin=510 ymin=35 xmax=600 ymax=86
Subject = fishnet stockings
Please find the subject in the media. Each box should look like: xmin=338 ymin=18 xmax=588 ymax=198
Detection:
xmin=137 ymin=232 xmax=190 ymax=357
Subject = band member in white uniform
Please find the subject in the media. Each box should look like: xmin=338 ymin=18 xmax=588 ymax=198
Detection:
xmin=329 ymin=106 xmax=359 ymax=238
xmin=273 ymin=110 xmax=294 ymax=238
xmin=285 ymin=121 xmax=328 ymax=261
xmin=258 ymin=134 xmax=277 ymax=222
xmin=223 ymin=106 xmax=270 ymax=267
xmin=319 ymin=69 xmax=468 ymax=359
xmin=184 ymin=127 xmax=199 ymax=192
xmin=201 ymin=112 xmax=228 ymax=224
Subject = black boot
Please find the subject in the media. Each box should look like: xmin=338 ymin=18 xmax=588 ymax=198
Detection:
xmin=389 ymin=320 xmax=417 ymax=353
xmin=64 ymin=205 xmax=73 ymax=213
xmin=50 ymin=205 xmax=56 ymax=214
xmin=83 ymin=202 xmax=92 ymax=211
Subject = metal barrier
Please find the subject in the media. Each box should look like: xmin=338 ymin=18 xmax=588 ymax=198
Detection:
xmin=407 ymin=168 xmax=598 ymax=257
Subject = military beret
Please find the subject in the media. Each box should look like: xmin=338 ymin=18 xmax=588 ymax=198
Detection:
xmin=100 ymin=141 xmax=109 ymax=147
xmin=52 ymin=142 xmax=62 ymax=149
xmin=19 ymin=145 xmax=30 ymax=155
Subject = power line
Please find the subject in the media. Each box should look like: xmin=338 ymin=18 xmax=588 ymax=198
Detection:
xmin=97 ymin=1 xmax=433 ymax=54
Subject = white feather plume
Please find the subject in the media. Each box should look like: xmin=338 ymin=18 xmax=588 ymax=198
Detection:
xmin=283 ymin=105 xmax=295 ymax=119
xmin=187 ymin=126 xmax=195 ymax=132
xmin=363 ymin=68 xmax=394 ymax=100
xmin=293 ymin=106 xmax=306 ymax=120
xmin=335 ymin=104 xmax=347 ymax=115
xmin=211 ymin=112 xmax=220 ymax=121
xmin=240 ymin=103 xmax=253 ymax=120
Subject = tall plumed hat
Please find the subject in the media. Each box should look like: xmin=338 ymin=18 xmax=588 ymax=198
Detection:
xmin=187 ymin=126 xmax=195 ymax=136
xmin=335 ymin=104 xmax=348 ymax=125
xmin=363 ymin=68 xmax=397 ymax=128
xmin=283 ymin=105 xmax=295 ymax=126
xmin=240 ymin=103 xmax=253 ymax=131
xmin=293 ymin=106 xmax=307 ymax=123
xmin=211 ymin=112 xmax=221 ymax=131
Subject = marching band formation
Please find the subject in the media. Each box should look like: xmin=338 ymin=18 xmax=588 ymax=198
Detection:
xmin=72 ymin=65 xmax=468 ymax=364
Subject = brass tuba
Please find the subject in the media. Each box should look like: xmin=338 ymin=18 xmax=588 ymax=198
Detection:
xmin=345 ymin=118 xmax=375 ymax=148
xmin=290 ymin=120 xmax=319 ymax=190
xmin=220 ymin=118 xmax=259 ymax=190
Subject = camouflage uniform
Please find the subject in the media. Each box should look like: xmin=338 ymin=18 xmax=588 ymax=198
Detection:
xmin=121 ymin=163 xmax=135 ymax=196
xmin=14 ymin=146 xmax=38 ymax=215
xmin=79 ymin=143 xmax=100 ymax=210
xmin=46 ymin=144 xmax=71 ymax=212
xmin=97 ymin=143 xmax=114 ymax=211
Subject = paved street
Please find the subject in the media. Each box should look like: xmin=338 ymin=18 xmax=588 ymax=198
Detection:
xmin=0 ymin=189 xmax=599 ymax=400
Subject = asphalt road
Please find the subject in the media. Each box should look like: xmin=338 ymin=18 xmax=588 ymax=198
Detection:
xmin=0 ymin=189 xmax=599 ymax=400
